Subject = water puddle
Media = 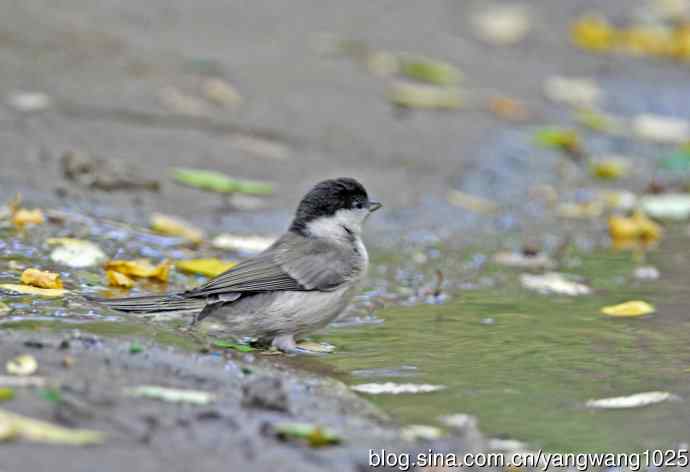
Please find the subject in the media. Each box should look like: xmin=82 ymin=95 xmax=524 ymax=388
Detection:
xmin=310 ymin=233 xmax=690 ymax=453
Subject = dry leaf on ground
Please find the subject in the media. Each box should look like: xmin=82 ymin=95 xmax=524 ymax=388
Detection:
xmin=11 ymin=208 xmax=45 ymax=228
xmin=608 ymin=211 xmax=662 ymax=249
xmin=106 ymin=270 xmax=134 ymax=289
xmin=104 ymin=259 xmax=171 ymax=283
xmin=150 ymin=213 xmax=205 ymax=244
xmin=0 ymin=284 xmax=66 ymax=297
xmin=20 ymin=269 xmax=63 ymax=289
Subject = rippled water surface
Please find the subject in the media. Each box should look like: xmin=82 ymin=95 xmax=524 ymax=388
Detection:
xmin=316 ymin=236 xmax=690 ymax=453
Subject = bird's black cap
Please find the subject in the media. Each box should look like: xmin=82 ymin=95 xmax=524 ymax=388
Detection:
xmin=290 ymin=178 xmax=371 ymax=234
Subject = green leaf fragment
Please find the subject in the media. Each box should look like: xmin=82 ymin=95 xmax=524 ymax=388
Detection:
xmin=129 ymin=342 xmax=144 ymax=354
xmin=274 ymin=422 xmax=341 ymax=447
xmin=399 ymin=56 xmax=462 ymax=86
xmin=173 ymin=168 xmax=274 ymax=195
xmin=212 ymin=340 xmax=255 ymax=352
xmin=38 ymin=388 xmax=62 ymax=404
xmin=0 ymin=388 xmax=14 ymax=402
xmin=534 ymin=128 xmax=580 ymax=150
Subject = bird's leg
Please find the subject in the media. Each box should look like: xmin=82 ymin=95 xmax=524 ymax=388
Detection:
xmin=271 ymin=334 xmax=298 ymax=353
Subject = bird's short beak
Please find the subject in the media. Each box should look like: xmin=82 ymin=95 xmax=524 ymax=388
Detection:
xmin=368 ymin=201 xmax=383 ymax=212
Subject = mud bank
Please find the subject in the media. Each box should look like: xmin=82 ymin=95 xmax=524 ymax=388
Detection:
xmin=0 ymin=330 xmax=485 ymax=472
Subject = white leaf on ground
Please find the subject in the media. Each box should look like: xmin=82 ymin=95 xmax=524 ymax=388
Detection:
xmin=633 ymin=114 xmax=690 ymax=143
xmin=6 ymin=92 xmax=53 ymax=112
xmin=520 ymin=272 xmax=591 ymax=296
xmin=5 ymin=355 xmax=38 ymax=376
xmin=544 ymin=76 xmax=602 ymax=108
xmin=471 ymin=5 xmax=531 ymax=46
xmin=586 ymin=391 xmax=679 ymax=409
xmin=640 ymin=194 xmax=690 ymax=221
xmin=351 ymin=383 xmax=445 ymax=395
xmin=124 ymin=385 xmax=216 ymax=405
xmin=48 ymin=238 xmax=107 ymax=268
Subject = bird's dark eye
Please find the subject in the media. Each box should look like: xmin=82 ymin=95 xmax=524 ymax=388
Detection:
xmin=354 ymin=201 xmax=364 ymax=209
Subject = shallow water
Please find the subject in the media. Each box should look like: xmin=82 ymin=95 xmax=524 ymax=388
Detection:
xmin=2 ymin=208 xmax=690 ymax=454
xmin=312 ymin=235 xmax=690 ymax=453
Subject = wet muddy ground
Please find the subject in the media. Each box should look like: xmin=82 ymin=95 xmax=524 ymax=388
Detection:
xmin=0 ymin=330 xmax=485 ymax=472
xmin=3 ymin=0 xmax=690 ymax=470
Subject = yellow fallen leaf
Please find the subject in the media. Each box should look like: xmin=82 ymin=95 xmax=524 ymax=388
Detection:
xmin=20 ymin=269 xmax=63 ymax=289
xmin=608 ymin=211 xmax=662 ymax=249
xmin=0 ymin=408 xmax=105 ymax=445
xmin=590 ymin=159 xmax=629 ymax=179
xmin=571 ymin=14 xmax=690 ymax=62
xmin=106 ymin=270 xmax=134 ymax=288
xmin=0 ymin=284 xmax=66 ymax=297
xmin=601 ymin=300 xmax=655 ymax=317
xmin=571 ymin=15 xmax=616 ymax=52
xmin=150 ymin=213 xmax=205 ymax=244
xmin=176 ymin=259 xmax=237 ymax=278
xmin=11 ymin=208 xmax=45 ymax=228
xmin=6 ymin=355 xmax=38 ymax=376
xmin=104 ymin=259 xmax=171 ymax=283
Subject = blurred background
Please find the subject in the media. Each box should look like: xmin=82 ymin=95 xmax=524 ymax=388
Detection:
xmin=4 ymin=0 xmax=689 ymax=236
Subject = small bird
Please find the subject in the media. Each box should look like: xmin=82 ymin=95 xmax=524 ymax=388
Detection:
xmin=89 ymin=178 xmax=382 ymax=353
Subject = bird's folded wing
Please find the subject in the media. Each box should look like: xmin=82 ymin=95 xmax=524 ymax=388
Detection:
xmin=185 ymin=235 xmax=355 ymax=296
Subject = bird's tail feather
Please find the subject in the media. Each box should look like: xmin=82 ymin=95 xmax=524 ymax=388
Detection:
xmin=85 ymin=293 xmax=205 ymax=313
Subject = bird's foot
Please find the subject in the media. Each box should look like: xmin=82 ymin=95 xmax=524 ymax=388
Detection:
xmin=271 ymin=334 xmax=299 ymax=353
xmin=271 ymin=335 xmax=334 ymax=355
